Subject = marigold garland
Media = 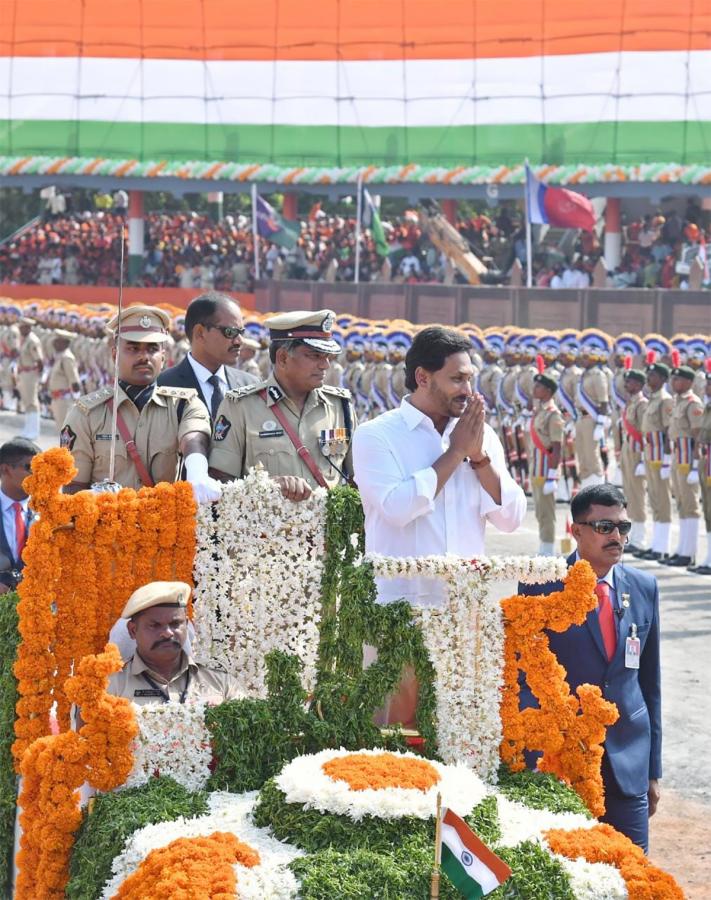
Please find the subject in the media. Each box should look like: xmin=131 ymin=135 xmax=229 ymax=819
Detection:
xmin=15 ymin=644 xmax=137 ymax=900
xmin=499 ymin=560 xmax=619 ymax=817
xmin=322 ymin=752 xmax=441 ymax=792
xmin=545 ymin=824 xmax=684 ymax=899
xmin=111 ymin=831 xmax=260 ymax=900
xmin=12 ymin=449 xmax=197 ymax=764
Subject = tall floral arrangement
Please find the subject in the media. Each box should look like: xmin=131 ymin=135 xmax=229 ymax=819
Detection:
xmin=499 ymin=561 xmax=619 ymax=817
xmin=193 ymin=467 xmax=327 ymax=696
xmin=12 ymin=449 xmax=197 ymax=762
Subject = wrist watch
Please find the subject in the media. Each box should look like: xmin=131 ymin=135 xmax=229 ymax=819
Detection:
xmin=468 ymin=453 xmax=491 ymax=470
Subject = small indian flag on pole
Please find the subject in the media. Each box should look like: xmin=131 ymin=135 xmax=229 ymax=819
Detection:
xmin=439 ymin=807 xmax=512 ymax=898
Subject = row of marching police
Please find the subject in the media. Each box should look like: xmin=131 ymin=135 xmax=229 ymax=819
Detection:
xmin=0 ymin=299 xmax=709 ymax=574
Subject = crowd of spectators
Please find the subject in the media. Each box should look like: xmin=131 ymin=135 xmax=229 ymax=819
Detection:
xmin=0 ymin=192 xmax=708 ymax=290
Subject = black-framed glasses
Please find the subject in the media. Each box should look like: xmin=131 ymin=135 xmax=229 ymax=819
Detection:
xmin=205 ymin=324 xmax=245 ymax=340
xmin=577 ymin=519 xmax=632 ymax=536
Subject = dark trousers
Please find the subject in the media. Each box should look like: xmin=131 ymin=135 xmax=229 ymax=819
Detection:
xmin=599 ymin=755 xmax=650 ymax=853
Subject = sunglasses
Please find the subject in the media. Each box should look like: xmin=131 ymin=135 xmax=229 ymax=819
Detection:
xmin=577 ymin=519 xmax=632 ymax=536
xmin=205 ymin=324 xmax=245 ymax=340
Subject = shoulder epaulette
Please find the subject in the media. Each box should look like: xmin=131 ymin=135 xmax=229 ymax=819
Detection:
xmin=155 ymin=385 xmax=197 ymax=401
xmin=321 ymin=384 xmax=353 ymax=400
xmin=224 ymin=381 xmax=265 ymax=401
xmin=76 ymin=386 xmax=113 ymax=413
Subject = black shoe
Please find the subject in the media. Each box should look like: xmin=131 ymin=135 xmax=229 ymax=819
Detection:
xmin=631 ymin=546 xmax=649 ymax=557
xmin=667 ymin=555 xmax=692 ymax=567
xmin=662 ymin=554 xmax=680 ymax=565
xmin=625 ymin=543 xmax=641 ymax=554
xmin=694 ymin=565 xmax=711 ymax=575
xmin=638 ymin=549 xmax=659 ymax=560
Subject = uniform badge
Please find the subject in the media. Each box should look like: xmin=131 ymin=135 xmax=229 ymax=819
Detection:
xmin=267 ymin=385 xmax=283 ymax=403
xmin=60 ymin=425 xmax=76 ymax=450
xmin=321 ymin=312 xmax=335 ymax=331
xmin=139 ymin=315 xmax=152 ymax=329
xmin=213 ymin=414 xmax=231 ymax=442
xmin=262 ymin=420 xmax=278 ymax=432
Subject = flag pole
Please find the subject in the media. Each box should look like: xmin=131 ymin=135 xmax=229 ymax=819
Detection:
xmin=251 ymin=182 xmax=260 ymax=282
xmin=430 ymin=792 xmax=442 ymax=899
xmin=524 ymin=159 xmax=533 ymax=289
xmin=354 ymin=170 xmax=363 ymax=284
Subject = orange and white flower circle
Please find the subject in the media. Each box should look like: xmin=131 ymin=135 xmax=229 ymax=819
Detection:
xmin=275 ymin=748 xmax=489 ymax=821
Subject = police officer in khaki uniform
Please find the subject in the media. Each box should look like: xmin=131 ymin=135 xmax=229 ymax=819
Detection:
xmin=61 ymin=305 xmax=215 ymax=499
xmin=638 ymin=362 xmax=674 ymax=561
xmin=16 ymin=317 xmax=44 ymax=440
xmin=209 ymin=309 xmax=356 ymax=502
xmin=47 ymin=330 xmax=81 ymax=429
xmin=619 ymin=368 xmax=649 ymax=553
xmin=107 ymin=582 xmax=242 ymax=706
xmin=0 ymin=317 xmax=21 ymax=411
xmin=574 ymin=334 xmax=611 ymax=487
xmin=665 ymin=364 xmax=704 ymax=566
xmin=690 ymin=366 xmax=711 ymax=574
xmin=529 ymin=371 xmax=564 ymax=555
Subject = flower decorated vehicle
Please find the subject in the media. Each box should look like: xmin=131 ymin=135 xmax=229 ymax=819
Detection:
xmin=0 ymin=450 xmax=684 ymax=899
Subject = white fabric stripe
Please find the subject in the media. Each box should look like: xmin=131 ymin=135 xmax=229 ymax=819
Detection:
xmin=441 ymin=821 xmax=500 ymax=894
xmin=2 ymin=50 xmax=710 ymax=127
xmin=525 ymin=167 xmax=546 ymax=225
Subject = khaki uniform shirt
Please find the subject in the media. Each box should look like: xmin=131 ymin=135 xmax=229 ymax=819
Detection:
xmin=532 ymin=400 xmax=565 ymax=448
xmin=372 ymin=362 xmax=393 ymax=411
xmin=323 ymin=359 xmax=344 ymax=388
xmin=390 ymin=362 xmax=407 ymax=404
xmin=209 ymin=372 xmax=356 ymax=489
xmin=669 ymin=390 xmax=704 ymax=441
xmin=641 ymin=389 xmax=673 ymax=434
xmin=107 ymin=652 xmax=242 ymax=707
xmin=18 ymin=332 xmax=43 ymax=371
xmin=558 ymin=364 xmax=581 ymax=415
xmin=575 ymin=366 xmax=608 ymax=414
xmin=61 ymin=383 xmax=211 ymax=489
xmin=48 ymin=348 xmax=80 ymax=395
xmin=498 ymin=365 xmax=519 ymax=415
xmin=514 ymin=364 xmax=537 ymax=412
xmin=478 ymin=363 xmax=503 ymax=413
xmin=0 ymin=324 xmax=20 ymax=357
xmin=698 ymin=402 xmax=711 ymax=446
xmin=622 ymin=393 xmax=648 ymax=444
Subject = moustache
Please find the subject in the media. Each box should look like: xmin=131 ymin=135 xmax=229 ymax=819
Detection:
xmin=604 ymin=542 xmax=623 ymax=550
xmin=152 ymin=639 xmax=180 ymax=649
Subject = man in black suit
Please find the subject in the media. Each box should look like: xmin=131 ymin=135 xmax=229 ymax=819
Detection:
xmin=0 ymin=438 xmax=40 ymax=593
xmin=158 ymin=291 xmax=258 ymax=424
xmin=519 ymin=484 xmax=662 ymax=852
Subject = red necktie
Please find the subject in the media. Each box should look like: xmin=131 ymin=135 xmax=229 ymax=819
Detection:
xmin=13 ymin=502 xmax=27 ymax=561
xmin=595 ymin=581 xmax=617 ymax=661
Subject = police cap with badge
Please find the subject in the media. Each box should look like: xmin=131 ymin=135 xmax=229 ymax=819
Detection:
xmin=265 ymin=309 xmax=341 ymax=355
xmin=107 ymin=305 xmax=171 ymax=344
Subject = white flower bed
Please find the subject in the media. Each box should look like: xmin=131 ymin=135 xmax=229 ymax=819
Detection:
xmin=275 ymin=747 xmax=488 ymax=821
xmin=193 ymin=467 xmax=327 ymax=697
xmin=101 ymin=791 xmax=301 ymax=900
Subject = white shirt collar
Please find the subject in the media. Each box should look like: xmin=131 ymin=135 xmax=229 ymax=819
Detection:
xmin=0 ymin=489 xmax=26 ymax=513
xmin=188 ymin=353 xmax=227 ymax=387
xmin=400 ymin=396 xmax=455 ymax=435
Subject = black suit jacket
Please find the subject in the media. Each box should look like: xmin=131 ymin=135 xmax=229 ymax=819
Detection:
xmin=157 ymin=356 xmax=259 ymax=421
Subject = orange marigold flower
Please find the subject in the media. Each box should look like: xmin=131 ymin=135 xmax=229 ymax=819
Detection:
xmin=322 ymin=752 xmax=441 ymax=792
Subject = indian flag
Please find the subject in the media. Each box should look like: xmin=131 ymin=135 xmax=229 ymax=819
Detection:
xmin=440 ymin=807 xmax=511 ymax=898
xmin=1 ymin=0 xmax=710 ymax=167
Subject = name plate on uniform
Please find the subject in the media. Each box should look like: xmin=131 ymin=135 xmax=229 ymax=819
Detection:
xmin=96 ymin=433 xmax=119 ymax=441
xmin=134 ymin=688 xmax=166 ymax=697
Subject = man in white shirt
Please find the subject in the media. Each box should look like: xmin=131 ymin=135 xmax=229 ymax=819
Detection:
xmin=353 ymin=326 xmax=527 ymax=608
xmin=0 ymin=438 xmax=40 ymax=593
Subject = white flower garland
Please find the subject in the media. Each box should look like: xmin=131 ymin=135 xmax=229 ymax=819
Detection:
xmin=121 ymin=702 xmax=212 ymax=793
xmin=193 ymin=466 xmax=327 ymax=697
xmin=495 ymin=795 xmax=594 ymax=848
xmin=276 ymin=747 xmax=489 ymax=821
xmin=101 ymin=791 xmax=301 ymax=900
xmin=366 ymin=553 xmax=568 ymax=781
xmin=555 ymin=856 xmax=628 ymax=900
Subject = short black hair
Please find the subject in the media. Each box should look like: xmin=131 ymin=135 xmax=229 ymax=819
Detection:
xmin=269 ymin=338 xmax=305 ymax=364
xmin=571 ymin=484 xmax=627 ymax=521
xmin=404 ymin=326 xmax=472 ymax=392
xmin=184 ymin=291 xmax=239 ymax=341
xmin=0 ymin=438 xmax=40 ymax=467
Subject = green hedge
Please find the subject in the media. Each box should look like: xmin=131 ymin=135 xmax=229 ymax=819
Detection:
xmin=0 ymin=591 xmax=19 ymax=899
xmin=66 ymin=777 xmax=209 ymax=900
xmin=496 ymin=766 xmax=592 ymax=817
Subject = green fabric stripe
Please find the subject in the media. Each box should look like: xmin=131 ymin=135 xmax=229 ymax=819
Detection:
xmin=2 ymin=119 xmax=711 ymax=167
xmin=441 ymin=844 xmax=485 ymax=899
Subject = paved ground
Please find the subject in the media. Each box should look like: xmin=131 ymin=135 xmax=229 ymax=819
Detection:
xmin=3 ymin=409 xmax=710 ymax=896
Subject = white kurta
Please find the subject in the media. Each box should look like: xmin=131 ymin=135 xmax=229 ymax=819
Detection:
xmin=353 ymin=398 xmax=527 ymax=607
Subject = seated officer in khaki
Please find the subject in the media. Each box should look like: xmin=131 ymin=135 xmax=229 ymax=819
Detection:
xmin=108 ymin=581 xmax=242 ymax=706
xmin=209 ymin=309 xmax=356 ymax=502
xmin=60 ymin=305 xmax=217 ymax=500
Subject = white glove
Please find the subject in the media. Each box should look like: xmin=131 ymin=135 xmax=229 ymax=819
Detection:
xmin=634 ymin=461 xmax=646 ymax=477
xmin=593 ymin=415 xmax=609 ymax=442
xmin=564 ymin=420 xmax=575 ymax=436
xmin=543 ymin=478 xmax=558 ymax=495
xmin=687 ymin=462 xmax=700 ymax=485
xmin=184 ymin=453 xmax=222 ymax=504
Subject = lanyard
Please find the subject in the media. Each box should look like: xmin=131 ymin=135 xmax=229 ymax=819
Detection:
xmin=142 ymin=667 xmax=191 ymax=704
